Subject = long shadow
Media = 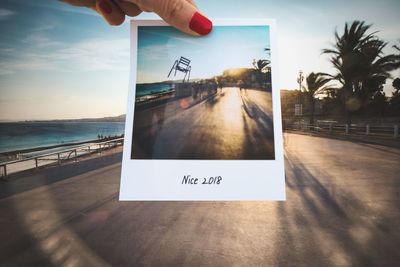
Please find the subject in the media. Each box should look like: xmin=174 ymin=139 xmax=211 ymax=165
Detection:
xmin=277 ymin=149 xmax=400 ymax=265
xmin=239 ymin=110 xmax=274 ymax=159
xmin=239 ymin=90 xmax=275 ymax=159
xmin=0 ymin=197 xmax=52 ymax=266
xmin=280 ymin=154 xmax=370 ymax=265
xmin=0 ymin=152 xmax=122 ymax=199
xmin=286 ymin=154 xmax=348 ymax=219
xmin=204 ymin=91 xmax=224 ymax=107
xmin=240 ymin=90 xmax=274 ymax=139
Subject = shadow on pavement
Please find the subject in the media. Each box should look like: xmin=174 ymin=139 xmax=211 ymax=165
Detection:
xmin=240 ymin=90 xmax=274 ymax=138
xmin=275 ymin=152 xmax=400 ymax=266
xmin=0 ymin=152 xmax=122 ymax=200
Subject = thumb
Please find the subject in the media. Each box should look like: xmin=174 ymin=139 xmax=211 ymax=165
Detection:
xmin=126 ymin=0 xmax=212 ymax=36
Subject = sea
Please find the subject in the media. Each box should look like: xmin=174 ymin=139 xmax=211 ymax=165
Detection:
xmin=0 ymin=122 xmax=125 ymax=153
xmin=136 ymin=83 xmax=174 ymax=97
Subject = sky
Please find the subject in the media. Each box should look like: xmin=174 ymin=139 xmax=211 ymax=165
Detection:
xmin=137 ymin=26 xmax=270 ymax=83
xmin=0 ymin=0 xmax=399 ymax=120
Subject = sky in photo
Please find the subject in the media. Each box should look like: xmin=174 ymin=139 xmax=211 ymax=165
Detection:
xmin=137 ymin=26 xmax=270 ymax=83
xmin=0 ymin=0 xmax=399 ymax=120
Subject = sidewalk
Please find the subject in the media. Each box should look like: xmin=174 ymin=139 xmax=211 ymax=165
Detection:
xmin=1 ymin=145 xmax=123 ymax=179
xmin=286 ymin=129 xmax=400 ymax=149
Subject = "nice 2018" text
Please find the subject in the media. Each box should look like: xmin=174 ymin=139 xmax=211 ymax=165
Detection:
xmin=182 ymin=175 xmax=222 ymax=185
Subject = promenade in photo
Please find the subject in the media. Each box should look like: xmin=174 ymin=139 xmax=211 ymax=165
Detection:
xmin=132 ymin=86 xmax=274 ymax=159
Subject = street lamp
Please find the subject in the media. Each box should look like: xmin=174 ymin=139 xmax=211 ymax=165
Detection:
xmin=295 ymin=70 xmax=304 ymax=129
xmin=297 ymin=70 xmax=304 ymax=91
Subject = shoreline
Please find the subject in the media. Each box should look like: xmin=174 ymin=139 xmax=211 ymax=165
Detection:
xmin=0 ymin=135 xmax=123 ymax=159
xmin=0 ymin=117 xmax=126 ymax=124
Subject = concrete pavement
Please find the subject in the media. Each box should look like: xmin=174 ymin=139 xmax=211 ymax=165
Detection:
xmin=1 ymin=133 xmax=400 ymax=266
xmin=132 ymin=87 xmax=275 ymax=159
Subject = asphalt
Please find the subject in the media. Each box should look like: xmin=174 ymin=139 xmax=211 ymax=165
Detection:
xmin=1 ymin=133 xmax=400 ymax=266
xmin=132 ymin=87 xmax=275 ymax=159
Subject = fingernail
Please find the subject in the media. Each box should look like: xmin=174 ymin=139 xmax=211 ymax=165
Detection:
xmin=99 ymin=0 xmax=112 ymax=14
xmin=189 ymin=12 xmax=212 ymax=35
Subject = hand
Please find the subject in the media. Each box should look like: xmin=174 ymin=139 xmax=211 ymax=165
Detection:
xmin=61 ymin=0 xmax=212 ymax=35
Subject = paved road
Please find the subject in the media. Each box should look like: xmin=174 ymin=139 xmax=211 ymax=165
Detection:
xmin=1 ymin=133 xmax=400 ymax=266
xmin=132 ymin=87 xmax=275 ymax=159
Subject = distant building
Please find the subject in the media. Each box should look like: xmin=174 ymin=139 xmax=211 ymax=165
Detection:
xmin=280 ymin=89 xmax=324 ymax=123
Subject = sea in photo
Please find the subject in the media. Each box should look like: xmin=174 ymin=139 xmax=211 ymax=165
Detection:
xmin=0 ymin=121 xmax=125 ymax=153
xmin=136 ymin=83 xmax=174 ymax=97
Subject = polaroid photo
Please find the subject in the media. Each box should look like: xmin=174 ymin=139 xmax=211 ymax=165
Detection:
xmin=120 ymin=19 xmax=285 ymax=201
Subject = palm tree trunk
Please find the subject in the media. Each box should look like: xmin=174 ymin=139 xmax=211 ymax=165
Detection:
xmin=342 ymin=84 xmax=352 ymax=126
xmin=310 ymin=97 xmax=315 ymax=125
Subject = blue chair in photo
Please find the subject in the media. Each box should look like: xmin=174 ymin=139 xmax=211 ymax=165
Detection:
xmin=167 ymin=56 xmax=192 ymax=83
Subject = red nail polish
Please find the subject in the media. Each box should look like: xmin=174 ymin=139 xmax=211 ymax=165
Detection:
xmin=99 ymin=0 xmax=112 ymax=14
xmin=189 ymin=12 xmax=212 ymax=35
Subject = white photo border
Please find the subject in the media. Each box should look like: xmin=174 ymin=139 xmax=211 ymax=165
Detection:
xmin=119 ymin=19 xmax=286 ymax=201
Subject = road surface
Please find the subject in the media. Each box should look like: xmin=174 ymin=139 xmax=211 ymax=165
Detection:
xmin=1 ymin=133 xmax=400 ymax=266
xmin=132 ymin=87 xmax=275 ymax=159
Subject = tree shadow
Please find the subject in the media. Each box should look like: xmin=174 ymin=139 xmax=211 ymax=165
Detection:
xmin=240 ymin=90 xmax=274 ymax=139
xmin=274 ymin=150 xmax=400 ymax=265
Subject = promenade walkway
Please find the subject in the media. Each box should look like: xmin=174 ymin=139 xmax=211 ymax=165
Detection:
xmin=132 ymin=87 xmax=274 ymax=159
xmin=1 ymin=134 xmax=399 ymax=266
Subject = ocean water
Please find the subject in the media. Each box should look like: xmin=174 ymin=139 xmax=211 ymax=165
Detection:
xmin=0 ymin=122 xmax=125 ymax=153
xmin=136 ymin=83 xmax=173 ymax=97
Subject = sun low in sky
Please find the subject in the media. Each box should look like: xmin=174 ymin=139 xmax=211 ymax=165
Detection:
xmin=0 ymin=0 xmax=399 ymax=120
xmin=136 ymin=26 xmax=270 ymax=84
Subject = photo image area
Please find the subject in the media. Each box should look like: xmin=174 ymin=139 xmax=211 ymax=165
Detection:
xmin=131 ymin=25 xmax=274 ymax=160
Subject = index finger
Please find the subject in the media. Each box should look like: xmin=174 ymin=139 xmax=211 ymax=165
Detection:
xmin=124 ymin=0 xmax=212 ymax=36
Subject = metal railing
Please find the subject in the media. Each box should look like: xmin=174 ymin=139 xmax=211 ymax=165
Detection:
xmin=0 ymin=138 xmax=124 ymax=178
xmin=287 ymin=122 xmax=399 ymax=138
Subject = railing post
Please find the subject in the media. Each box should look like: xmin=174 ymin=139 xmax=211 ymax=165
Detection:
xmin=345 ymin=124 xmax=349 ymax=135
xmin=395 ymin=125 xmax=399 ymax=138
xmin=366 ymin=124 xmax=370 ymax=135
xmin=1 ymin=165 xmax=6 ymax=178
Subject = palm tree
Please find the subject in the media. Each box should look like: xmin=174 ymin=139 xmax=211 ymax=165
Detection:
xmin=252 ymin=59 xmax=271 ymax=85
xmin=393 ymin=78 xmax=400 ymax=92
xmin=303 ymin=72 xmax=331 ymax=125
xmin=389 ymin=78 xmax=400 ymax=114
xmin=393 ymin=41 xmax=400 ymax=52
xmin=323 ymin=21 xmax=400 ymax=124
xmin=252 ymin=59 xmax=270 ymax=73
